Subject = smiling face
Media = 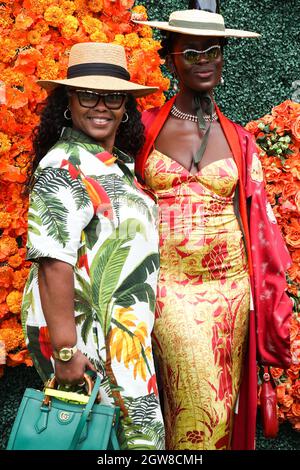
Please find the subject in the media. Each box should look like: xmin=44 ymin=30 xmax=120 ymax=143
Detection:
xmin=68 ymin=88 xmax=126 ymax=151
xmin=170 ymin=33 xmax=223 ymax=94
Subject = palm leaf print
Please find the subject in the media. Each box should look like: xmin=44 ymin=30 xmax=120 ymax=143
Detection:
xmin=122 ymin=394 xmax=165 ymax=449
xmin=117 ymin=193 xmax=153 ymax=223
xmin=89 ymin=218 xmax=146 ymax=335
xmin=114 ymin=254 xmax=159 ymax=311
xmin=21 ymin=265 xmax=38 ymax=332
xmin=55 ymin=142 xmax=81 ymax=165
xmin=31 ymin=189 xmax=69 ymax=247
xmin=34 ymin=168 xmax=90 ymax=210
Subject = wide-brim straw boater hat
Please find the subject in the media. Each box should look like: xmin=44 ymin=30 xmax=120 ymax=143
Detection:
xmin=133 ymin=9 xmax=260 ymax=38
xmin=37 ymin=42 xmax=158 ymax=98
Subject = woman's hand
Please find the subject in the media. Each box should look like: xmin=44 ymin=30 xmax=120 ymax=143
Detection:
xmin=54 ymin=349 xmax=96 ymax=387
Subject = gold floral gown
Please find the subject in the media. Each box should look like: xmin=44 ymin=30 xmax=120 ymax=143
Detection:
xmin=144 ymin=149 xmax=250 ymax=450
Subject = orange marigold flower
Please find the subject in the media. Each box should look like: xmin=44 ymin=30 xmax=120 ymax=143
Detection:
xmin=37 ymin=57 xmax=60 ymax=80
xmin=61 ymin=15 xmax=79 ymax=39
xmin=0 ymin=266 xmax=13 ymax=288
xmin=44 ymin=6 xmax=64 ymax=27
xmin=139 ymin=38 xmax=161 ymax=52
xmin=138 ymin=25 xmax=153 ymax=38
xmin=82 ymin=15 xmax=103 ymax=34
xmin=15 ymin=12 xmax=34 ymax=30
xmin=124 ymin=32 xmax=139 ymax=48
xmin=0 ymin=212 xmax=11 ymax=229
xmin=8 ymin=253 xmax=24 ymax=269
xmin=12 ymin=268 xmax=30 ymax=290
xmin=74 ymin=0 xmax=89 ymax=13
xmin=0 ymin=132 xmax=12 ymax=154
xmin=113 ymin=34 xmax=125 ymax=46
xmin=0 ymin=236 xmax=18 ymax=262
xmin=60 ymin=0 xmax=76 ymax=15
xmin=27 ymin=30 xmax=42 ymax=45
xmin=0 ymin=11 xmax=14 ymax=29
xmin=88 ymin=0 xmax=103 ymax=12
xmin=90 ymin=31 xmax=108 ymax=42
xmin=131 ymin=5 xmax=148 ymax=21
xmin=2 ymin=38 xmax=17 ymax=63
xmin=6 ymin=290 xmax=23 ymax=314
xmin=0 ymin=325 xmax=25 ymax=351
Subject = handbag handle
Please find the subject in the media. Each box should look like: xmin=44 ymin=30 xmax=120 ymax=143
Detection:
xmin=69 ymin=372 xmax=102 ymax=450
xmin=43 ymin=373 xmax=94 ymax=407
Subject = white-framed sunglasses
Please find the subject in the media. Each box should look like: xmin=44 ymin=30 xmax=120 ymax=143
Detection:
xmin=170 ymin=45 xmax=221 ymax=64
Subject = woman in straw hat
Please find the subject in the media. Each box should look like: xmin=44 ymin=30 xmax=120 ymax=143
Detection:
xmin=134 ymin=9 xmax=292 ymax=450
xmin=21 ymin=42 xmax=165 ymax=450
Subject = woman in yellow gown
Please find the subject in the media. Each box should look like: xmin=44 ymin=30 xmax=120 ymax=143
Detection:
xmin=135 ymin=8 xmax=291 ymax=450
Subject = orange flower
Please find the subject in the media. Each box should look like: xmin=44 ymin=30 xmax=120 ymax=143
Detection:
xmin=0 ymin=324 xmax=25 ymax=351
xmin=0 ymin=266 xmax=14 ymax=288
xmin=291 ymin=401 xmax=300 ymax=417
xmin=88 ymin=0 xmax=103 ymax=12
xmin=0 ymin=132 xmax=12 ymax=154
xmin=276 ymin=384 xmax=287 ymax=403
xmin=8 ymin=253 xmax=24 ymax=268
xmin=44 ymin=6 xmax=64 ymax=27
xmin=0 ymin=212 xmax=11 ymax=229
xmin=292 ymin=116 xmax=300 ymax=141
xmin=6 ymin=290 xmax=23 ymax=314
xmin=61 ymin=15 xmax=79 ymax=39
xmin=60 ymin=1 xmax=76 ymax=16
xmin=285 ymin=218 xmax=300 ymax=248
xmin=0 ymin=236 xmax=18 ymax=262
xmin=12 ymin=268 xmax=30 ymax=290
xmin=15 ymin=12 xmax=34 ymax=30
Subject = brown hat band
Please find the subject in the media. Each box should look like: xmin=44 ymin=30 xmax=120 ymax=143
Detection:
xmin=169 ymin=18 xmax=225 ymax=32
xmin=67 ymin=63 xmax=130 ymax=80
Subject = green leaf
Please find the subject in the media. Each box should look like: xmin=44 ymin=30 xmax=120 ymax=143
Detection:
xmin=115 ymin=283 xmax=156 ymax=311
xmin=55 ymin=142 xmax=81 ymax=164
xmin=31 ymin=190 xmax=69 ymax=247
xmin=85 ymin=218 xmax=100 ymax=250
xmin=89 ymin=219 xmax=145 ymax=334
xmin=114 ymin=253 xmax=159 ymax=295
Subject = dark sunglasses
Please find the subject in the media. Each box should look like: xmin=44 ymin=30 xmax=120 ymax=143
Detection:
xmin=70 ymin=89 xmax=127 ymax=110
xmin=170 ymin=45 xmax=221 ymax=64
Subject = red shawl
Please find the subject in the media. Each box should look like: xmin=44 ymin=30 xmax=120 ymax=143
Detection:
xmin=136 ymin=96 xmax=292 ymax=450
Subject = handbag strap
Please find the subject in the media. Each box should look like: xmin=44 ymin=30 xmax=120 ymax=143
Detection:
xmin=69 ymin=374 xmax=101 ymax=450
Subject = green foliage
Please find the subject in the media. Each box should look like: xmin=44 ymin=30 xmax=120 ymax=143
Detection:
xmin=135 ymin=0 xmax=300 ymax=125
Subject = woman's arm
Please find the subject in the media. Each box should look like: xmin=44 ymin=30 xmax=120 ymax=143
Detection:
xmin=38 ymin=257 xmax=95 ymax=385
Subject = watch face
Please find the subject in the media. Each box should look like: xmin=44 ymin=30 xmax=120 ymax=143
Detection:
xmin=59 ymin=348 xmax=72 ymax=361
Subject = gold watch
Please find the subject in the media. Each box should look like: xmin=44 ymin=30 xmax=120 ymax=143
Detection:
xmin=53 ymin=345 xmax=78 ymax=362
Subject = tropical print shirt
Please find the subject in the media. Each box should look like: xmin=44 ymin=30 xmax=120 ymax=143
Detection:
xmin=21 ymin=127 xmax=165 ymax=450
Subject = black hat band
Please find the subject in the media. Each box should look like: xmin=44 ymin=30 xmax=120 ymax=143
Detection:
xmin=67 ymin=63 xmax=130 ymax=81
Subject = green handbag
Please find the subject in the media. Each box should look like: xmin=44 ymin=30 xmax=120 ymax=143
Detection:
xmin=6 ymin=372 xmax=120 ymax=450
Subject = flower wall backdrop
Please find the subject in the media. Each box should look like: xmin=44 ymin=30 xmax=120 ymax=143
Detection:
xmin=246 ymin=101 xmax=300 ymax=431
xmin=0 ymin=0 xmax=299 ymax=430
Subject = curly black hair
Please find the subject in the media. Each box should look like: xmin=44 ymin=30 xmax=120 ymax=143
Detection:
xmin=29 ymin=87 xmax=145 ymax=183
xmin=159 ymin=31 xmax=228 ymax=60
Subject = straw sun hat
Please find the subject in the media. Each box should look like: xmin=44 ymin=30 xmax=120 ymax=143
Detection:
xmin=37 ymin=42 xmax=158 ymax=98
xmin=133 ymin=9 xmax=260 ymax=38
